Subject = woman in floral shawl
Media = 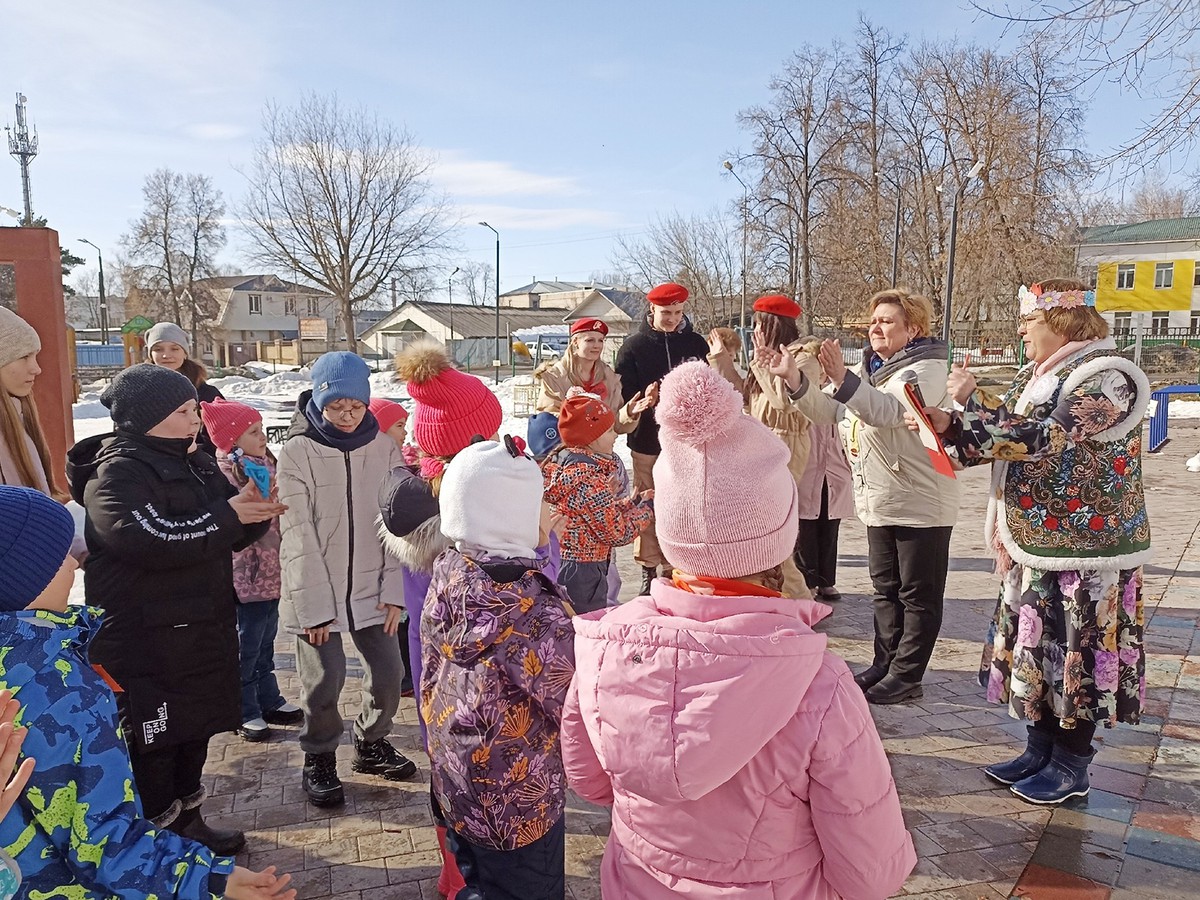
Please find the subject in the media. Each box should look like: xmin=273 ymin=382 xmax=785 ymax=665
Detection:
xmin=923 ymin=277 xmax=1151 ymax=806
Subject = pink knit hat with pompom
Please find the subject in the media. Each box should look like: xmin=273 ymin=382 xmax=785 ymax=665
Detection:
xmin=653 ymin=361 xmax=798 ymax=579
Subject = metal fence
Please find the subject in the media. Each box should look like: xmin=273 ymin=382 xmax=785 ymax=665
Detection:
xmin=74 ymin=344 xmax=125 ymax=367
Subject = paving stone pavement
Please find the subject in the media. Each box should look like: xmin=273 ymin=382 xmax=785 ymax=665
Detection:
xmin=204 ymin=426 xmax=1200 ymax=900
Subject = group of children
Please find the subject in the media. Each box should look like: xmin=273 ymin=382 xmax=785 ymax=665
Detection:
xmin=0 ymin=323 xmax=916 ymax=899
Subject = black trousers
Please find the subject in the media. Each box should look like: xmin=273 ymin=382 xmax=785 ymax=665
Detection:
xmin=867 ymin=524 xmax=953 ymax=682
xmin=795 ymin=481 xmax=841 ymax=589
xmin=1032 ymin=717 xmax=1097 ymax=756
xmin=433 ymin=787 xmax=565 ymax=900
xmin=129 ymin=738 xmax=210 ymax=823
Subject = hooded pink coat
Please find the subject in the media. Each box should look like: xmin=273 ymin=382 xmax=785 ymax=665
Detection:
xmin=561 ymin=580 xmax=915 ymax=899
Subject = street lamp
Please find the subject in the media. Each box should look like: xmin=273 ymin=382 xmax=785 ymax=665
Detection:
xmin=941 ymin=159 xmax=985 ymax=345
xmin=478 ymin=222 xmax=501 ymax=384
xmin=448 ymin=266 xmax=460 ymax=363
xmin=723 ymin=161 xmax=749 ymax=352
xmin=78 ymin=238 xmax=110 ymax=344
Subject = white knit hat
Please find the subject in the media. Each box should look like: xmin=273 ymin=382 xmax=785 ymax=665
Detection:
xmin=440 ymin=439 xmax=544 ymax=560
xmin=0 ymin=307 xmax=41 ymax=369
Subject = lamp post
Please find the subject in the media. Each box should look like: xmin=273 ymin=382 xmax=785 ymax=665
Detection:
xmin=941 ymin=160 xmax=985 ymax=345
xmin=78 ymin=238 xmax=110 ymax=344
xmin=448 ymin=265 xmax=460 ymax=363
xmin=723 ymin=161 xmax=749 ymax=353
xmin=479 ymin=222 xmax=501 ymax=383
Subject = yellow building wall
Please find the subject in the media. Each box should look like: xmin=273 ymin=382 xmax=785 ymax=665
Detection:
xmin=1096 ymin=259 xmax=1195 ymax=312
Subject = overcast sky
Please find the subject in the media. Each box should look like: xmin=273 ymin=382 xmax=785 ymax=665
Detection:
xmin=0 ymin=0 xmax=1166 ymax=300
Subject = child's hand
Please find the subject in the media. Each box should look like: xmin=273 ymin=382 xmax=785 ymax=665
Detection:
xmin=225 ymin=865 xmax=295 ymax=900
xmin=0 ymin=691 xmax=34 ymax=823
xmin=707 ymin=329 xmax=728 ymax=358
xmin=624 ymin=391 xmax=654 ymax=417
xmin=378 ymin=604 xmax=404 ymax=636
xmin=303 ymin=626 xmax=331 ymax=647
xmin=639 ymin=489 xmax=654 ymax=502
xmin=229 ymin=481 xmax=288 ymax=524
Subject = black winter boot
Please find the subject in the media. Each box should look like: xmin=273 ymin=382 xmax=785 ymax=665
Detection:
xmin=984 ymin=727 xmax=1054 ymax=786
xmin=352 ymin=737 xmax=418 ymax=781
xmin=303 ymin=751 xmax=345 ymax=807
xmin=639 ymin=566 xmax=657 ymax=595
xmin=172 ymin=806 xmax=246 ymax=855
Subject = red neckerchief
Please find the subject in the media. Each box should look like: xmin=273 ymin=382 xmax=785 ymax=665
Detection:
xmin=670 ymin=571 xmax=783 ymax=598
xmin=578 ymin=361 xmax=608 ymax=401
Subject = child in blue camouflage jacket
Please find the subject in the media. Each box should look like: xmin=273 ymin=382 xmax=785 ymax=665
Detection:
xmin=0 ymin=485 xmax=295 ymax=900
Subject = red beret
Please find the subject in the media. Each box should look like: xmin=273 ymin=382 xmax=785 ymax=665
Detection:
xmin=647 ymin=282 xmax=689 ymax=306
xmin=752 ymin=294 xmax=802 ymax=319
xmin=570 ymin=317 xmax=609 ymax=336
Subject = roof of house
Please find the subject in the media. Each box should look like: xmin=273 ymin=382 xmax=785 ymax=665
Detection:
xmin=360 ymin=301 xmax=569 ymax=340
xmin=1080 ymin=217 xmax=1200 ymax=245
xmin=500 ymin=279 xmax=589 ymax=297
xmin=193 ymin=274 xmax=330 ymax=294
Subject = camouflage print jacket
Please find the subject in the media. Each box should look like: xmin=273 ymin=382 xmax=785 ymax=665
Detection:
xmin=0 ymin=607 xmax=235 ymax=899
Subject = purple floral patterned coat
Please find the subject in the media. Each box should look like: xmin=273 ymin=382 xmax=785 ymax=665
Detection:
xmin=216 ymin=452 xmax=282 ymax=603
xmin=421 ymin=547 xmax=576 ymax=850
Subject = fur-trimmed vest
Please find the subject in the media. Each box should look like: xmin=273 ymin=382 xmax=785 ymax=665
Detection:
xmin=985 ymin=344 xmax=1152 ymax=571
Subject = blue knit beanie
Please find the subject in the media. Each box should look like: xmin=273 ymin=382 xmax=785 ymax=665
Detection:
xmin=526 ymin=411 xmax=560 ymax=460
xmin=310 ymin=352 xmax=371 ymax=410
xmin=0 ymin=486 xmax=76 ymax=612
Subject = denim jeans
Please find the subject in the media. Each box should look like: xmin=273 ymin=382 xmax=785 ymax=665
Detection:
xmin=237 ymin=600 xmax=286 ymax=722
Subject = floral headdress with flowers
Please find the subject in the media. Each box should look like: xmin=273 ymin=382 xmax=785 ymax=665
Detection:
xmin=1018 ymin=283 xmax=1097 ymax=316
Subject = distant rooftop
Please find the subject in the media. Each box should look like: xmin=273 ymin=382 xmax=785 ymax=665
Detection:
xmin=500 ymin=279 xmax=591 ymax=297
xmin=1080 ymin=217 xmax=1200 ymax=245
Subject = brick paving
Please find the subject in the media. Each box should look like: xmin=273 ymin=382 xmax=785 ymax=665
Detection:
xmin=204 ymin=426 xmax=1200 ymax=899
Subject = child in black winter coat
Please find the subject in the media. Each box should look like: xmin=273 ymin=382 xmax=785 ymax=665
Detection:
xmin=67 ymin=364 xmax=285 ymax=856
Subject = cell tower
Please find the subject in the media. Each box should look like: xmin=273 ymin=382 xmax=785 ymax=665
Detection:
xmin=5 ymin=93 xmax=38 ymax=226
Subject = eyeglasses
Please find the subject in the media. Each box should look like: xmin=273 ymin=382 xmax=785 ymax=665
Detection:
xmin=325 ymin=401 xmax=366 ymax=418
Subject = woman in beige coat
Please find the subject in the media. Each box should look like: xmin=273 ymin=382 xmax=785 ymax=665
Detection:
xmin=770 ymin=289 xmax=960 ymax=706
xmin=536 ymin=318 xmax=654 ymax=429
xmin=707 ymin=295 xmax=820 ymax=599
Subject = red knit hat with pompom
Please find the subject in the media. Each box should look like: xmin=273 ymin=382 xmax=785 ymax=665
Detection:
xmin=394 ymin=340 xmax=502 ymax=457
xmin=368 ymin=397 xmax=408 ymax=434
xmin=653 ymin=361 xmax=797 ymax=579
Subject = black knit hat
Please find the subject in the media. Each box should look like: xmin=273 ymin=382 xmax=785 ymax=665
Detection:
xmin=101 ymin=364 xmax=199 ymax=436
xmin=0 ymin=486 xmax=76 ymax=612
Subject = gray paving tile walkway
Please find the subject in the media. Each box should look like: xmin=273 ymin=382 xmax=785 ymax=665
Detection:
xmin=205 ymin=426 xmax=1200 ymax=899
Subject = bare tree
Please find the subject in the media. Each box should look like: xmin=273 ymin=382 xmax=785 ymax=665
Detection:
xmin=241 ymin=94 xmax=455 ymax=350
xmin=975 ymin=0 xmax=1200 ymax=168
xmin=66 ymin=268 xmax=101 ymax=329
xmin=121 ymin=169 xmax=227 ymax=349
xmin=611 ymin=208 xmax=743 ymax=331
xmin=459 ymin=261 xmax=495 ymax=307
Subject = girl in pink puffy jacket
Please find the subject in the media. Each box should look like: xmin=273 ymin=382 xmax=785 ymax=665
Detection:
xmin=560 ymin=361 xmax=916 ymax=900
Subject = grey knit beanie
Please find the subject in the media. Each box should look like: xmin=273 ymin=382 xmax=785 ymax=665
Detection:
xmin=101 ymin=364 xmax=199 ymax=436
xmin=0 ymin=307 xmax=41 ymax=369
xmin=144 ymin=322 xmax=191 ymax=357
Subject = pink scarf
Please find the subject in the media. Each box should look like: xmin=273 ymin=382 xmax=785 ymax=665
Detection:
xmin=1033 ymin=339 xmax=1096 ymax=379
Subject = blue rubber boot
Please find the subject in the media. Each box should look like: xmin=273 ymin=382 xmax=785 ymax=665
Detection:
xmin=984 ymin=727 xmax=1054 ymax=786
xmin=1010 ymin=743 xmax=1093 ymax=805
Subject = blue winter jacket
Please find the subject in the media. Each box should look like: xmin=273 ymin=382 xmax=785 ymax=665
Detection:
xmin=0 ymin=606 xmax=234 ymax=899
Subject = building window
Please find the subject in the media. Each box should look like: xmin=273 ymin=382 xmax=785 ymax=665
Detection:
xmin=248 ymin=293 xmax=262 ymax=315
xmin=308 ymin=297 xmax=321 ymax=316
xmin=1116 ymin=264 xmax=1135 ymax=290
xmin=1194 ymin=262 xmax=1200 ymax=287
xmin=1191 ymin=311 xmax=1200 ymax=335
xmin=1151 ymin=311 xmax=1170 ymax=335
xmin=1080 ymin=265 xmax=1098 ymax=289
xmin=1113 ymin=312 xmax=1132 ymax=335
xmin=1155 ymin=262 xmax=1174 ymax=289
xmin=285 ymin=296 xmax=296 ymax=316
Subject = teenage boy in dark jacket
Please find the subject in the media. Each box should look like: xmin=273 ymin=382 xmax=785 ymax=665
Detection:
xmin=614 ymin=282 xmax=709 ymax=594
xmin=68 ymin=364 xmax=285 ymax=856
